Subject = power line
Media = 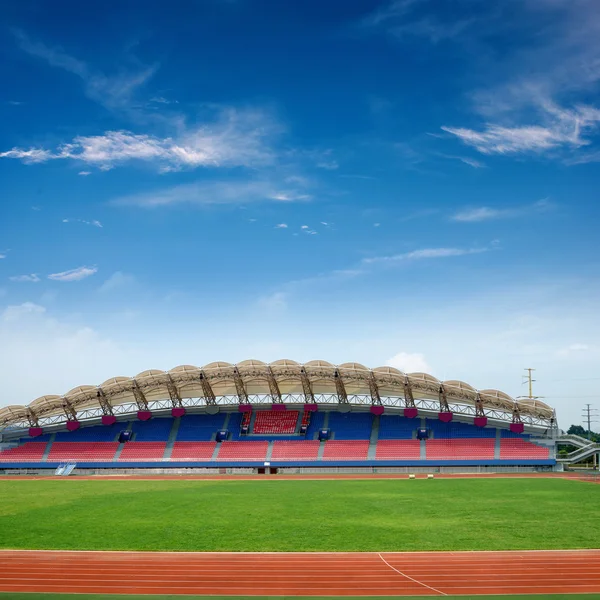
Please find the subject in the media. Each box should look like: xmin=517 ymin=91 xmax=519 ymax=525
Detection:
xmin=582 ymin=403 xmax=599 ymax=439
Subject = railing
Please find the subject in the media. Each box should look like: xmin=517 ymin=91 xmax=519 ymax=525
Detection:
xmin=557 ymin=434 xmax=596 ymax=448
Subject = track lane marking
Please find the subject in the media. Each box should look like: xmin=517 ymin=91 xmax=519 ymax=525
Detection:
xmin=378 ymin=553 xmax=447 ymax=596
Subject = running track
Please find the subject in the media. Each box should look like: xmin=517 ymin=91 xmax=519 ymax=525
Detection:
xmin=1 ymin=550 xmax=600 ymax=596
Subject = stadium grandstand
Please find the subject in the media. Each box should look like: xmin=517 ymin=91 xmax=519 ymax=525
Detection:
xmin=0 ymin=359 xmax=560 ymax=473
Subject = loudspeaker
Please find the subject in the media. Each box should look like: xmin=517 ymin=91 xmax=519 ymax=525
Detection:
xmin=318 ymin=428 xmax=330 ymax=440
xmin=216 ymin=430 xmax=229 ymax=442
xmin=119 ymin=430 xmax=132 ymax=443
xmin=416 ymin=428 xmax=429 ymax=440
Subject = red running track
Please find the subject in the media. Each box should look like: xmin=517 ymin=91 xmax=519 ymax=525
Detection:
xmin=1 ymin=550 xmax=600 ymax=596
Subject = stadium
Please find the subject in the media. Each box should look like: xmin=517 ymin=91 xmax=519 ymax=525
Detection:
xmin=1 ymin=359 xmax=599 ymax=599
xmin=0 ymin=359 xmax=559 ymax=473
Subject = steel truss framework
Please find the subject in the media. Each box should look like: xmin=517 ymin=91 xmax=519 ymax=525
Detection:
xmin=0 ymin=359 xmax=555 ymax=432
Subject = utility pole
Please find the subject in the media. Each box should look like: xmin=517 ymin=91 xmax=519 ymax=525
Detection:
xmin=582 ymin=404 xmax=599 ymax=440
xmin=524 ymin=368 xmax=535 ymax=398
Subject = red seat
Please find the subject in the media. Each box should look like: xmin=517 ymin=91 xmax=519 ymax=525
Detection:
xmin=48 ymin=442 xmax=118 ymax=462
xmin=170 ymin=442 xmax=216 ymax=461
xmin=271 ymin=441 xmax=320 ymax=460
xmin=426 ymin=439 xmax=495 ymax=460
xmin=253 ymin=411 xmax=299 ymax=434
xmin=500 ymin=439 xmax=549 ymax=459
xmin=322 ymin=440 xmax=369 ymax=460
xmin=118 ymin=442 xmax=166 ymax=462
xmin=376 ymin=440 xmax=420 ymax=459
xmin=216 ymin=441 xmax=268 ymax=461
xmin=0 ymin=442 xmax=47 ymax=462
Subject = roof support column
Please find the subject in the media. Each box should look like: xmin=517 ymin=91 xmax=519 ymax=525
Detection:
xmin=26 ymin=408 xmax=39 ymax=427
xmin=233 ymin=367 xmax=249 ymax=404
xmin=334 ymin=369 xmax=349 ymax=404
xmin=166 ymin=375 xmax=183 ymax=408
xmin=474 ymin=392 xmax=486 ymax=418
xmin=61 ymin=398 xmax=77 ymax=421
xmin=300 ymin=368 xmax=315 ymax=404
xmin=368 ymin=371 xmax=382 ymax=405
xmin=512 ymin=402 xmax=522 ymax=424
xmin=403 ymin=376 xmax=416 ymax=408
xmin=96 ymin=388 xmax=113 ymax=416
xmin=132 ymin=380 xmax=149 ymax=411
xmin=438 ymin=385 xmax=450 ymax=413
xmin=199 ymin=371 xmax=216 ymax=406
xmin=266 ymin=367 xmax=282 ymax=403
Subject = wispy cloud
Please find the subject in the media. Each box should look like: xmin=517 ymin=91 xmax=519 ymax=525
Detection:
xmin=13 ymin=30 xmax=157 ymax=111
xmin=442 ymin=103 xmax=600 ymax=157
xmin=362 ymin=246 xmax=488 ymax=265
xmin=47 ymin=266 xmax=97 ymax=282
xmin=62 ymin=218 xmax=103 ymax=228
xmin=98 ymin=271 xmax=135 ymax=293
xmin=2 ymin=302 xmax=45 ymax=322
xmin=149 ymin=96 xmax=178 ymax=105
xmin=1 ymin=108 xmax=279 ymax=172
xmin=441 ymin=154 xmax=486 ymax=168
xmin=78 ymin=171 xmax=91 ymax=176
xmin=361 ymin=0 xmax=478 ymax=43
xmin=451 ymin=199 xmax=552 ymax=222
xmin=112 ymin=177 xmax=311 ymax=208
xmin=9 ymin=274 xmax=40 ymax=282
xmin=275 ymin=223 xmax=288 ymax=228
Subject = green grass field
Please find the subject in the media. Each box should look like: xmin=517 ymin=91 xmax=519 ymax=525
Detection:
xmin=0 ymin=477 xmax=599 ymax=552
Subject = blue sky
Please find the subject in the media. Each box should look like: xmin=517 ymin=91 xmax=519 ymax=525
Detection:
xmin=1 ymin=0 xmax=599 ymax=427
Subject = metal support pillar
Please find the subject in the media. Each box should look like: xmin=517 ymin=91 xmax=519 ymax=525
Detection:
xmin=96 ymin=388 xmax=113 ymax=416
xmin=266 ymin=367 xmax=282 ymax=403
xmin=334 ymin=370 xmax=349 ymax=404
xmin=233 ymin=367 xmax=249 ymax=404
xmin=166 ymin=375 xmax=183 ymax=407
xmin=199 ymin=371 xmax=217 ymax=405
xmin=300 ymin=368 xmax=315 ymax=403
xmin=438 ymin=385 xmax=450 ymax=413
xmin=132 ymin=380 xmax=149 ymax=411
xmin=403 ymin=376 xmax=416 ymax=408
xmin=368 ymin=371 xmax=382 ymax=405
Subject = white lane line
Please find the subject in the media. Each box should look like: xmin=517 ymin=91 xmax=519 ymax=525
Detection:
xmin=378 ymin=552 xmax=447 ymax=596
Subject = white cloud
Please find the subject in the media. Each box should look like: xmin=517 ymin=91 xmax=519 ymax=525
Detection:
xmin=373 ymin=223 xmax=381 ymax=227
xmin=0 ymin=148 xmax=55 ymax=163
xmin=47 ymin=266 xmax=97 ymax=282
xmin=62 ymin=218 xmax=103 ymax=228
xmin=386 ymin=351 xmax=432 ymax=373
xmin=452 ymin=199 xmax=552 ymax=223
xmin=9 ymin=274 xmax=40 ymax=283
xmin=149 ymin=96 xmax=178 ymax=105
xmin=0 ymin=254 xmax=5 ymax=260
xmin=257 ymin=292 xmax=287 ymax=312
xmin=98 ymin=271 xmax=135 ymax=293
xmin=14 ymin=30 xmax=157 ymax=111
xmin=2 ymin=302 xmax=46 ymax=322
xmin=1 ymin=108 xmax=280 ymax=173
xmin=361 ymin=0 xmax=477 ymax=43
xmin=556 ymin=343 xmax=593 ymax=357
xmin=78 ymin=171 xmax=91 ymax=176
xmin=275 ymin=223 xmax=288 ymax=229
xmin=301 ymin=225 xmax=309 ymax=229
xmin=112 ymin=178 xmax=311 ymax=208
xmin=442 ymin=155 xmax=486 ymax=168
xmin=363 ymin=246 xmax=488 ymax=265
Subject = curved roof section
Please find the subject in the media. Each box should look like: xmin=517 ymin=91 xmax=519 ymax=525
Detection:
xmin=0 ymin=360 xmax=554 ymax=427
